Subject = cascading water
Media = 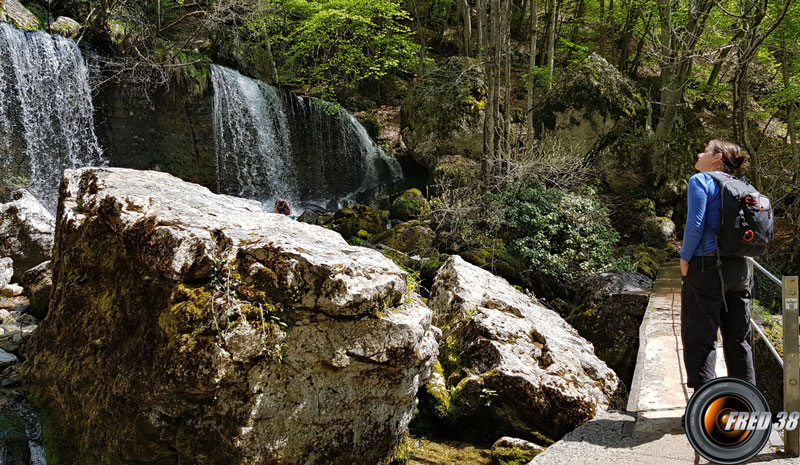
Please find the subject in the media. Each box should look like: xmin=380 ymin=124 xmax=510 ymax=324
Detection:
xmin=210 ymin=65 xmax=401 ymax=211
xmin=211 ymin=65 xmax=298 ymax=205
xmin=0 ymin=22 xmax=105 ymax=209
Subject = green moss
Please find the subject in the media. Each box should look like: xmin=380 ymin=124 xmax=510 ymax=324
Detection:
xmin=440 ymin=334 xmax=463 ymax=379
xmin=490 ymin=446 xmax=540 ymax=465
xmin=332 ymin=204 xmax=389 ymax=238
xmin=389 ymin=189 xmax=431 ymax=221
xmin=385 ymin=433 xmax=413 ymax=465
xmin=159 ymin=284 xmax=213 ymax=352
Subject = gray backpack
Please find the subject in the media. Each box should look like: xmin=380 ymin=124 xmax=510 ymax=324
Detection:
xmin=706 ymin=171 xmax=774 ymax=257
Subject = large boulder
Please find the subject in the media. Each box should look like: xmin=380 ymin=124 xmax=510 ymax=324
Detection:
xmin=389 ymin=188 xmax=430 ymax=221
xmin=21 ymin=260 xmax=51 ymax=319
xmin=374 ymin=219 xmax=437 ymax=258
xmin=49 ymin=16 xmax=81 ymax=37
xmin=0 ymin=0 xmax=39 ymax=29
xmin=530 ymin=53 xmax=646 ymax=190
xmin=424 ymin=256 xmax=625 ymax=444
xmin=330 ymin=204 xmax=389 ymax=239
xmin=401 ymin=57 xmax=485 ymax=168
xmin=23 ymin=168 xmax=437 ymax=465
xmin=0 ymin=190 xmax=55 ymax=281
xmin=568 ymin=272 xmax=652 ymax=387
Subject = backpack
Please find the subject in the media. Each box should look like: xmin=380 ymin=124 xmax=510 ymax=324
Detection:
xmin=706 ymin=171 xmax=774 ymax=257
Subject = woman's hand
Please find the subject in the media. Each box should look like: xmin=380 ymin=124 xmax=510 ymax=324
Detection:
xmin=680 ymin=258 xmax=689 ymax=277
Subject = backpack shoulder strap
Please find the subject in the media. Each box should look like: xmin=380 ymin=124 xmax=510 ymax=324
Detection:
xmin=705 ymin=171 xmax=734 ymax=185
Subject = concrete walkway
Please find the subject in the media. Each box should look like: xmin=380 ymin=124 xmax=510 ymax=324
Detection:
xmin=531 ymin=262 xmax=799 ymax=465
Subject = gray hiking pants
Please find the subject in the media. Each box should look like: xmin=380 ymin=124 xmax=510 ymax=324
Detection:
xmin=681 ymin=255 xmax=755 ymax=389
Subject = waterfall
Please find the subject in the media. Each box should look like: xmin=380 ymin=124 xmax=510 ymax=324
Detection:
xmin=0 ymin=22 xmax=105 ymax=209
xmin=210 ymin=65 xmax=401 ymax=211
xmin=211 ymin=65 xmax=298 ymax=205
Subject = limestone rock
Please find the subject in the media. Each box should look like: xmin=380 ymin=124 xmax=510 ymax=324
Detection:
xmin=0 ymin=257 xmax=12 ymax=288
xmin=0 ymin=348 xmax=17 ymax=368
xmin=331 ymin=204 xmax=389 ymax=238
xmin=0 ymin=284 xmax=22 ymax=297
xmin=569 ymin=272 xmax=652 ymax=387
xmin=24 ymin=167 xmax=437 ymax=465
xmin=21 ymin=261 xmax=51 ymax=319
xmin=0 ymin=327 xmax=29 ymax=353
xmin=389 ymin=189 xmax=430 ymax=221
xmin=530 ymin=53 xmax=646 ymax=190
xmin=490 ymin=437 xmax=545 ymax=465
xmin=426 ymin=255 xmax=624 ymax=443
xmin=0 ymin=190 xmax=55 ymax=281
xmin=0 ymin=0 xmax=39 ymax=29
xmin=401 ymin=57 xmax=485 ymax=168
xmin=374 ymin=220 xmax=436 ymax=257
xmin=50 ymin=16 xmax=80 ymax=37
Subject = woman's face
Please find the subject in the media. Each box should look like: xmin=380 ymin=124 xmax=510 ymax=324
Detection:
xmin=695 ymin=142 xmax=722 ymax=172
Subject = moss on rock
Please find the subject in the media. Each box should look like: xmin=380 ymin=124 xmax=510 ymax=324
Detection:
xmin=400 ymin=57 xmax=486 ymax=167
xmin=332 ymin=204 xmax=389 ymax=238
xmin=389 ymin=189 xmax=430 ymax=221
xmin=374 ymin=220 xmax=436 ymax=257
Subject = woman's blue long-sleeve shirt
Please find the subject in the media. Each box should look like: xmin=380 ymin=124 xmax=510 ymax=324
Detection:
xmin=680 ymin=172 xmax=722 ymax=261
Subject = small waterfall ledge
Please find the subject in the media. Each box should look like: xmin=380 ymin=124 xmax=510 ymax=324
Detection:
xmin=211 ymin=65 xmax=401 ymax=211
xmin=0 ymin=22 xmax=106 ymax=208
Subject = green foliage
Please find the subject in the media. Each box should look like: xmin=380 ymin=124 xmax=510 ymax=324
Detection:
xmin=153 ymin=44 xmax=211 ymax=96
xmin=23 ymin=2 xmax=47 ymax=29
xmin=495 ymin=183 xmax=632 ymax=296
xmin=261 ymin=0 xmax=420 ymax=102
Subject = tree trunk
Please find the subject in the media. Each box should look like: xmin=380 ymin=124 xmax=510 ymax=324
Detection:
xmin=461 ymin=0 xmax=473 ymax=56
xmin=706 ymin=32 xmax=743 ymax=87
xmin=546 ymin=0 xmax=556 ymax=89
xmin=527 ymin=0 xmax=538 ymax=138
xmin=781 ymin=27 xmax=799 ymax=184
xmin=504 ymin=0 xmax=512 ymax=163
xmin=627 ymin=11 xmax=651 ymax=77
xmin=733 ymin=63 xmax=761 ymax=190
xmin=477 ymin=0 xmax=486 ymax=59
xmin=484 ymin=0 xmax=499 ymax=183
xmin=653 ymin=0 xmax=713 ymax=147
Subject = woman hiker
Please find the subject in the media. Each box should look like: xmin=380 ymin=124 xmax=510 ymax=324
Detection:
xmin=680 ymin=139 xmax=756 ymax=390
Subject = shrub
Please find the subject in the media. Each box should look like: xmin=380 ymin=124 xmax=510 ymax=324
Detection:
xmin=495 ymin=183 xmax=633 ymax=298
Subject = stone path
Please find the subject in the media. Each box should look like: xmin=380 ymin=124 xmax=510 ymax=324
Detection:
xmin=530 ymin=262 xmax=799 ymax=465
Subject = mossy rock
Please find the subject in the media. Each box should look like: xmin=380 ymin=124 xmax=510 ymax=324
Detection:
xmin=429 ymin=155 xmax=481 ymax=195
xmin=461 ymin=247 xmax=524 ymax=287
xmin=400 ymin=57 xmax=486 ymax=167
xmin=374 ymin=220 xmax=436 ymax=257
xmin=355 ymin=112 xmax=384 ymax=140
xmin=332 ymin=204 xmax=389 ymax=238
xmin=0 ymin=413 xmax=30 ymax=464
xmin=389 ymin=189 xmax=430 ymax=221
xmin=617 ymin=245 xmax=671 ymax=280
xmin=641 ymin=216 xmax=676 ymax=247
xmin=490 ymin=437 xmax=544 ymax=465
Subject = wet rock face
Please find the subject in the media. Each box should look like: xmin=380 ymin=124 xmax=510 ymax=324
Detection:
xmin=569 ymin=272 xmax=652 ymax=387
xmin=426 ymin=256 xmax=625 ymax=444
xmin=0 ymin=190 xmax=55 ymax=282
xmin=24 ymin=168 xmax=437 ymax=465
